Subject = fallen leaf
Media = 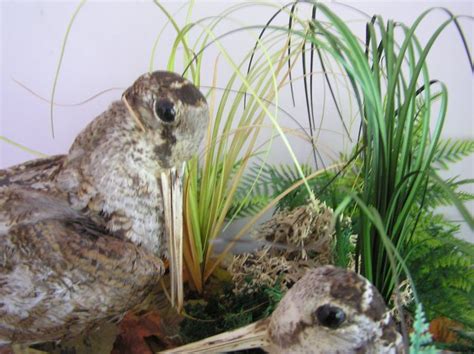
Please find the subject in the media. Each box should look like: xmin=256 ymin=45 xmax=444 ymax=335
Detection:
xmin=112 ymin=311 xmax=174 ymax=354
xmin=429 ymin=317 xmax=463 ymax=343
xmin=0 ymin=345 xmax=14 ymax=354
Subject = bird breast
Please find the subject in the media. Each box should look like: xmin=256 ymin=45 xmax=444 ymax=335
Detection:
xmin=55 ymin=101 xmax=168 ymax=255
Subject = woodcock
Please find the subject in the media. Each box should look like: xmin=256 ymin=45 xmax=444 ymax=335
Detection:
xmin=164 ymin=266 xmax=404 ymax=354
xmin=0 ymin=71 xmax=209 ymax=344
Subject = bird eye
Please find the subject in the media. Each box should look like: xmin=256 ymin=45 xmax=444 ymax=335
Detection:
xmin=154 ymin=98 xmax=176 ymax=123
xmin=315 ymin=304 xmax=346 ymax=329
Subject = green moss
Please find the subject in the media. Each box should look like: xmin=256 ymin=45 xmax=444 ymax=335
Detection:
xmin=179 ymin=281 xmax=282 ymax=345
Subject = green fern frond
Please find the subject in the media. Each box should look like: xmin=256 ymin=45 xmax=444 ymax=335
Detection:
xmin=407 ymin=211 xmax=474 ymax=329
xmin=410 ymin=304 xmax=437 ymax=354
xmin=230 ymin=162 xmax=316 ymax=218
xmin=433 ymin=139 xmax=474 ymax=170
xmin=226 ymin=194 xmax=271 ymax=219
xmin=423 ymin=177 xmax=474 ymax=209
xmin=334 ymin=217 xmax=355 ymax=268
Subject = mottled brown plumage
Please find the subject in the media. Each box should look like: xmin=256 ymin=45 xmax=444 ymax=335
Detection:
xmin=0 ymin=71 xmax=208 ymax=344
xmin=164 ymin=266 xmax=403 ymax=354
xmin=264 ymin=266 xmax=403 ymax=353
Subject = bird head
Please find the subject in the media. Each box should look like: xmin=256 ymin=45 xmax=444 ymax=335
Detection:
xmin=122 ymin=71 xmax=208 ymax=170
xmin=122 ymin=71 xmax=208 ymax=312
xmin=267 ymin=265 xmax=403 ymax=353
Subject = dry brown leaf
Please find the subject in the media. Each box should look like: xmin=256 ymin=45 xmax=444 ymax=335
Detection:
xmin=0 ymin=345 xmax=14 ymax=354
xmin=112 ymin=311 xmax=174 ymax=354
xmin=429 ymin=317 xmax=463 ymax=343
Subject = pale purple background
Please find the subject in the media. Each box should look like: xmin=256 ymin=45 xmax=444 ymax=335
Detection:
xmin=1 ymin=0 xmax=472 ymax=241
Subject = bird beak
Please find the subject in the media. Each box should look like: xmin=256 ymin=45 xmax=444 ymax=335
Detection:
xmin=160 ymin=162 xmax=186 ymax=312
xmin=159 ymin=319 xmax=270 ymax=353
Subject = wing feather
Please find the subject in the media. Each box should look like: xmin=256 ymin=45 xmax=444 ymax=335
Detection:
xmin=0 ymin=155 xmax=65 ymax=190
xmin=0 ymin=186 xmax=163 ymax=344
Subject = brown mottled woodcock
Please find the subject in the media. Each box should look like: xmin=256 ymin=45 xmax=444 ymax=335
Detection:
xmin=0 ymin=71 xmax=208 ymax=345
xmin=163 ymin=266 xmax=404 ymax=354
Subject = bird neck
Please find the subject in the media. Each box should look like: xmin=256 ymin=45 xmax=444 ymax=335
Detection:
xmin=57 ymin=101 xmax=168 ymax=256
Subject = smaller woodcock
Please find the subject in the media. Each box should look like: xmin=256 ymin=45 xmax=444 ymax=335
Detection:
xmin=0 ymin=71 xmax=209 ymax=345
xmin=163 ymin=266 xmax=403 ymax=354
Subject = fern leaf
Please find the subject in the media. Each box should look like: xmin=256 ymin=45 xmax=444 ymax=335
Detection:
xmin=227 ymin=194 xmax=271 ymax=219
xmin=433 ymin=139 xmax=474 ymax=170
xmin=410 ymin=304 xmax=437 ymax=353
xmin=407 ymin=210 xmax=474 ymax=329
xmin=424 ymin=176 xmax=474 ymax=209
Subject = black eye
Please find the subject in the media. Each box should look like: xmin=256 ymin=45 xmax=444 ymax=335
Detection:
xmin=154 ymin=99 xmax=176 ymax=123
xmin=315 ymin=304 xmax=346 ymax=329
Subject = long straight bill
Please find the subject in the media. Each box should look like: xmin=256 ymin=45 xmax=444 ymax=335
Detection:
xmin=161 ymin=162 xmax=186 ymax=312
xmin=160 ymin=320 xmax=270 ymax=353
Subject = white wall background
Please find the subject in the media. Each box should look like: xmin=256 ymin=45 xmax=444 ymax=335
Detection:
xmin=1 ymin=0 xmax=472 ymax=241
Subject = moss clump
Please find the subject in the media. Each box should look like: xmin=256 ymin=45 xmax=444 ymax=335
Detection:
xmin=257 ymin=203 xmax=334 ymax=262
xmin=179 ymin=281 xmax=282 ymax=345
xmin=229 ymin=203 xmax=348 ymax=295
